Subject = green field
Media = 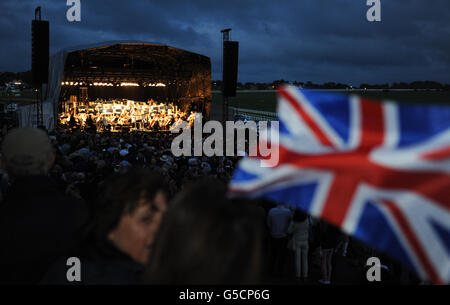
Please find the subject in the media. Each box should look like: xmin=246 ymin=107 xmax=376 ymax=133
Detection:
xmin=212 ymin=91 xmax=278 ymax=112
xmin=0 ymin=89 xmax=37 ymax=104
xmin=212 ymin=90 xmax=450 ymax=113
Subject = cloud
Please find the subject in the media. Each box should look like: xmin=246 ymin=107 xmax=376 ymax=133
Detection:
xmin=0 ymin=0 xmax=449 ymax=84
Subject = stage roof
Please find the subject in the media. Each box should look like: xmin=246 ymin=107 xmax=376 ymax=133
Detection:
xmin=45 ymin=40 xmax=211 ymax=105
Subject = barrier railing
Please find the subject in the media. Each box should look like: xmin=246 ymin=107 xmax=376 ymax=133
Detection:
xmin=229 ymin=107 xmax=277 ymax=122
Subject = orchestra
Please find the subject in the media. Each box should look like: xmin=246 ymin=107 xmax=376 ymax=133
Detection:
xmin=58 ymin=98 xmax=198 ymax=132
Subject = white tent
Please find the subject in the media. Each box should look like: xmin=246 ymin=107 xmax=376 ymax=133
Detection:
xmin=17 ymin=102 xmax=54 ymax=129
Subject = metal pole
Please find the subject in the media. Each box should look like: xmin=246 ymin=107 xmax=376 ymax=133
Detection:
xmin=35 ymin=85 xmax=43 ymax=128
xmin=221 ymin=28 xmax=231 ymax=124
xmin=33 ymin=6 xmax=45 ymax=128
xmin=39 ymin=84 xmax=43 ymax=127
xmin=223 ymin=96 xmax=228 ymax=122
xmin=36 ymin=88 xmax=39 ymax=127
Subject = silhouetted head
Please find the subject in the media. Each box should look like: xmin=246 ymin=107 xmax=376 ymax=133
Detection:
xmin=144 ymin=180 xmax=266 ymax=284
xmin=1 ymin=128 xmax=55 ymax=178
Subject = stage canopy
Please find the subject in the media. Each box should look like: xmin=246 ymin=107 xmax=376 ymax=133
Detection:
xmin=31 ymin=40 xmax=211 ymax=130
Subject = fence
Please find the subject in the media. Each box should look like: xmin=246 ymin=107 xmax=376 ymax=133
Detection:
xmin=229 ymin=107 xmax=277 ymax=122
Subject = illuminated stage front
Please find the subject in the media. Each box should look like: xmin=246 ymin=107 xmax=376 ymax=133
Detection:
xmin=58 ymin=97 xmax=198 ymax=132
xmin=54 ymin=41 xmax=211 ymax=132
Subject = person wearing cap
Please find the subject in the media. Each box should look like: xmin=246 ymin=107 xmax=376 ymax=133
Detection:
xmin=0 ymin=128 xmax=90 ymax=284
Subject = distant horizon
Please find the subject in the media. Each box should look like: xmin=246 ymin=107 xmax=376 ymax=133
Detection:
xmin=1 ymin=70 xmax=449 ymax=88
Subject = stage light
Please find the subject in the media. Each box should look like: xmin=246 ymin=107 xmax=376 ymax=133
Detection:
xmin=121 ymin=82 xmax=139 ymax=87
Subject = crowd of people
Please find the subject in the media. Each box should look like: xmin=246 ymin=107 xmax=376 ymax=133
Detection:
xmin=0 ymin=124 xmax=423 ymax=285
xmin=264 ymin=204 xmax=423 ymax=284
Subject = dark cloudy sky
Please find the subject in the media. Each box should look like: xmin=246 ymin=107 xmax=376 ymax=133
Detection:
xmin=1 ymin=0 xmax=449 ymax=85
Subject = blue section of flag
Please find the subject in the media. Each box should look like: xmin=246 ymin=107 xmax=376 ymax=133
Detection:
xmin=279 ymin=119 xmax=292 ymax=136
xmin=231 ymin=167 xmax=259 ymax=183
xmin=300 ymin=90 xmax=351 ymax=144
xmin=354 ymin=200 xmax=416 ymax=272
xmin=429 ymin=218 xmax=450 ymax=257
xmin=398 ymin=103 xmax=450 ymax=147
xmin=259 ymin=182 xmax=318 ymax=212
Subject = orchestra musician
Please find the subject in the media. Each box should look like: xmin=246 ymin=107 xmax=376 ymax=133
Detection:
xmin=60 ymin=99 xmax=196 ymax=132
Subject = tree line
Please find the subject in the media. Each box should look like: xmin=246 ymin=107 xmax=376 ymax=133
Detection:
xmin=1 ymin=71 xmax=448 ymax=91
xmin=212 ymin=80 xmax=450 ymax=91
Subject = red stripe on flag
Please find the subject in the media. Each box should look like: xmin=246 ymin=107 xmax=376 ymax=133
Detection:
xmin=421 ymin=146 xmax=450 ymax=161
xmin=278 ymin=87 xmax=334 ymax=147
xmin=380 ymin=200 xmax=443 ymax=285
xmin=319 ymin=174 xmax=359 ymax=226
xmin=359 ymin=99 xmax=385 ymax=148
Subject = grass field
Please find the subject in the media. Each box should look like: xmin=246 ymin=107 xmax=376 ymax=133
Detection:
xmin=212 ymin=90 xmax=450 ymax=113
xmin=0 ymin=89 xmax=36 ymax=104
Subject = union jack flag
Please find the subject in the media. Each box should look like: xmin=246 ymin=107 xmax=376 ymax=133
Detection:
xmin=229 ymin=85 xmax=450 ymax=284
